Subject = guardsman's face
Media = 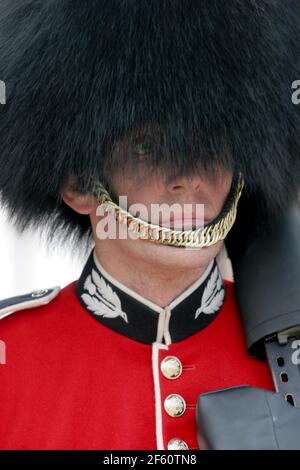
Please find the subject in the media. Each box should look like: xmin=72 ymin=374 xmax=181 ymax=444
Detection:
xmin=108 ymin=165 xmax=233 ymax=230
xmin=106 ymin=135 xmax=233 ymax=229
xmin=99 ymin=162 xmax=233 ymax=268
xmin=62 ymin=140 xmax=233 ymax=272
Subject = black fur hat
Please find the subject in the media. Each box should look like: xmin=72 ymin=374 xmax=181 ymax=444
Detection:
xmin=0 ymin=0 xmax=299 ymax=250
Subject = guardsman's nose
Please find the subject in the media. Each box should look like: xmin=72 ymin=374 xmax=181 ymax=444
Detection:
xmin=166 ymin=176 xmax=202 ymax=195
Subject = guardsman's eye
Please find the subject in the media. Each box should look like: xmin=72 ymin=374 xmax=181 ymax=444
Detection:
xmin=131 ymin=138 xmax=153 ymax=156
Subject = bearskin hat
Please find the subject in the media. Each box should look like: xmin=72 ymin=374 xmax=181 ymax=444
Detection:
xmin=0 ymin=0 xmax=299 ymax=252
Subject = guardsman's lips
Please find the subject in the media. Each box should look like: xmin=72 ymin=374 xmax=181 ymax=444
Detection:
xmin=133 ymin=210 xmax=213 ymax=229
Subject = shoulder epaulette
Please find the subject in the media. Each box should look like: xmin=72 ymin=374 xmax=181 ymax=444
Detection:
xmin=0 ymin=287 xmax=61 ymax=320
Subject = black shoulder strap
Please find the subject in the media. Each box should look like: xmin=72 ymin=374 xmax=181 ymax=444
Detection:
xmin=0 ymin=287 xmax=61 ymax=320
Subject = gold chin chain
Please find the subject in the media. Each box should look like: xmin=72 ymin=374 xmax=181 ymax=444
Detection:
xmin=93 ymin=173 xmax=244 ymax=248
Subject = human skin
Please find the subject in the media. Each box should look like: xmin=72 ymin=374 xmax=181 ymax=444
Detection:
xmin=61 ymin=144 xmax=233 ymax=307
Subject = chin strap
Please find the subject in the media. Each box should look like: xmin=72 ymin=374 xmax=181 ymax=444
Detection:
xmin=92 ymin=172 xmax=244 ymax=248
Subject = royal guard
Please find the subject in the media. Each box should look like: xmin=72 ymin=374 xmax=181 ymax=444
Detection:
xmin=0 ymin=1 xmax=300 ymax=450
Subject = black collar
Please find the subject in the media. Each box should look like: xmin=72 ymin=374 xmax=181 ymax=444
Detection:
xmin=76 ymin=250 xmax=226 ymax=345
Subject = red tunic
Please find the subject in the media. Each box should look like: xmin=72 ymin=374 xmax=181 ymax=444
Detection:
xmin=0 ymin=271 xmax=274 ymax=450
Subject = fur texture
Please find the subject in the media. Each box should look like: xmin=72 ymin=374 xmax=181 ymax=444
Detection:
xmin=0 ymin=0 xmax=299 ymax=250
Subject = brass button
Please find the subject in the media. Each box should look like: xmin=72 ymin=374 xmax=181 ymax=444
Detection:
xmin=167 ymin=438 xmax=189 ymax=450
xmin=31 ymin=289 xmax=49 ymax=298
xmin=164 ymin=394 xmax=186 ymax=417
xmin=161 ymin=356 xmax=182 ymax=380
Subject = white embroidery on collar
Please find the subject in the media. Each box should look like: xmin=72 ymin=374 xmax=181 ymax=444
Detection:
xmin=81 ymin=252 xmax=225 ymax=328
xmin=195 ymin=265 xmax=225 ymax=319
xmin=81 ymin=270 xmax=128 ymax=323
xmin=93 ymin=249 xmax=215 ymax=314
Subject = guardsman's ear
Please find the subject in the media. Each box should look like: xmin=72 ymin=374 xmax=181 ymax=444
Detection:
xmin=61 ymin=176 xmax=97 ymax=215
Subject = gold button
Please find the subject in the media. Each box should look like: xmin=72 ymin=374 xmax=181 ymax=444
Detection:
xmin=164 ymin=394 xmax=186 ymax=417
xmin=167 ymin=438 xmax=189 ymax=450
xmin=161 ymin=356 xmax=182 ymax=380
